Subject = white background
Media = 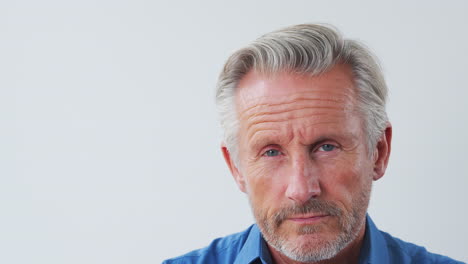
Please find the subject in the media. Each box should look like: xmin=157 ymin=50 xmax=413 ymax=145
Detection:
xmin=1 ymin=0 xmax=467 ymax=263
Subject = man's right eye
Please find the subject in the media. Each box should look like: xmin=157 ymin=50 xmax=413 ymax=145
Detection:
xmin=263 ymin=149 xmax=281 ymax=157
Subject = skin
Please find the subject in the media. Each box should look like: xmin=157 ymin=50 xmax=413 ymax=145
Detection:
xmin=222 ymin=64 xmax=392 ymax=264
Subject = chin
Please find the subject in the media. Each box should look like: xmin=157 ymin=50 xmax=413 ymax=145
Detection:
xmin=275 ymin=231 xmax=352 ymax=262
xmin=263 ymin=220 xmax=359 ymax=263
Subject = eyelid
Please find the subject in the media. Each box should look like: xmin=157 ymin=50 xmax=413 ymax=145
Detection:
xmin=312 ymin=141 xmax=340 ymax=152
xmin=260 ymin=145 xmax=282 ymax=156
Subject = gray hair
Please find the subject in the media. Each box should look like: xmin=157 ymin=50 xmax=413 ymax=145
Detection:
xmin=216 ymin=24 xmax=388 ymax=166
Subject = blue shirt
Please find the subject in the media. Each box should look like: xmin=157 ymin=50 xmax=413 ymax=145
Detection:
xmin=163 ymin=215 xmax=464 ymax=264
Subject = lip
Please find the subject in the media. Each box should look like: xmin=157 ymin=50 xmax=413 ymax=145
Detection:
xmin=287 ymin=214 xmax=329 ymax=224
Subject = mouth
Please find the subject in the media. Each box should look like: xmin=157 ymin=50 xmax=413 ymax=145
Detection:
xmin=287 ymin=214 xmax=330 ymax=224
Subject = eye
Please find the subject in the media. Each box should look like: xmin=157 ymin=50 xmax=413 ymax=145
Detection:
xmin=318 ymin=144 xmax=336 ymax=152
xmin=263 ymin=149 xmax=281 ymax=157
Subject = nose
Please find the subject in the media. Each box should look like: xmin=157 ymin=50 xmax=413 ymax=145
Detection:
xmin=285 ymin=155 xmax=321 ymax=204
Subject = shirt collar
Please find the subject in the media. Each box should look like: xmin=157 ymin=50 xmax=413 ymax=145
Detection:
xmin=234 ymin=225 xmax=272 ymax=264
xmin=235 ymin=215 xmax=390 ymax=264
xmin=358 ymin=214 xmax=390 ymax=264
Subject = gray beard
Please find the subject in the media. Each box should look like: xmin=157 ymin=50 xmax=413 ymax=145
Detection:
xmin=249 ymin=181 xmax=371 ymax=263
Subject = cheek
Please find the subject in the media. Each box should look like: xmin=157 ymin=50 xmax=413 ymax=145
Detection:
xmin=244 ymin=160 xmax=287 ymax=213
xmin=318 ymin=155 xmax=372 ymax=203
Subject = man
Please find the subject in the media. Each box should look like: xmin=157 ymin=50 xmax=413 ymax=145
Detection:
xmin=163 ymin=24 xmax=463 ymax=264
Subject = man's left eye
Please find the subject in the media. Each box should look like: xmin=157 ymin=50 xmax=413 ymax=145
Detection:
xmin=319 ymin=144 xmax=336 ymax=152
xmin=264 ymin=149 xmax=281 ymax=157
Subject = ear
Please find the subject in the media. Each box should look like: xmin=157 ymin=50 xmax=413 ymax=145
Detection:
xmin=221 ymin=144 xmax=247 ymax=193
xmin=372 ymin=123 xmax=392 ymax=181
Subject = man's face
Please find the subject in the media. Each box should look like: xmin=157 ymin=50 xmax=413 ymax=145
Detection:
xmin=225 ymin=65 xmax=387 ymax=262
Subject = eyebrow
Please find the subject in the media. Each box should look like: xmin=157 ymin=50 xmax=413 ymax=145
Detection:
xmin=248 ymin=132 xmax=359 ymax=152
xmin=248 ymin=130 xmax=282 ymax=151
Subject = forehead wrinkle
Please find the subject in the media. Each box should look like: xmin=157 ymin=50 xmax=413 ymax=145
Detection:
xmin=239 ymin=95 xmax=355 ymax=125
xmin=238 ymin=91 xmax=353 ymax=120
xmin=245 ymin=106 xmax=347 ymax=126
xmin=245 ymin=114 xmax=347 ymax=149
xmin=241 ymin=105 xmax=354 ymax=148
xmin=245 ymin=111 xmax=345 ymax=139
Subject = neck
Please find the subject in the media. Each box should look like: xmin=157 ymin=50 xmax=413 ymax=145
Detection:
xmin=268 ymin=221 xmax=367 ymax=264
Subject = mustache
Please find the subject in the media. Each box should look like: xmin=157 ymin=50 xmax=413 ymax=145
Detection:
xmin=272 ymin=199 xmax=342 ymax=227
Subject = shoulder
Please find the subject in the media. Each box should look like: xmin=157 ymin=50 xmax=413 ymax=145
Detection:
xmin=162 ymin=225 xmax=255 ymax=264
xmin=380 ymin=230 xmax=464 ymax=264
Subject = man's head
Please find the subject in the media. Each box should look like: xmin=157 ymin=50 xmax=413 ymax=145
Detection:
xmin=216 ymin=24 xmax=392 ymax=262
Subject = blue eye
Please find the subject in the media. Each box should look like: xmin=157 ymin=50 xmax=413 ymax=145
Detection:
xmin=264 ymin=149 xmax=281 ymax=157
xmin=319 ymin=144 xmax=336 ymax=152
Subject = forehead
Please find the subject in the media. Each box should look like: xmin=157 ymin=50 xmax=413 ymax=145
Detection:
xmin=236 ymin=64 xmax=357 ymax=111
xmin=236 ymin=64 xmax=358 ymax=120
xmin=234 ymin=65 xmax=362 ymax=147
